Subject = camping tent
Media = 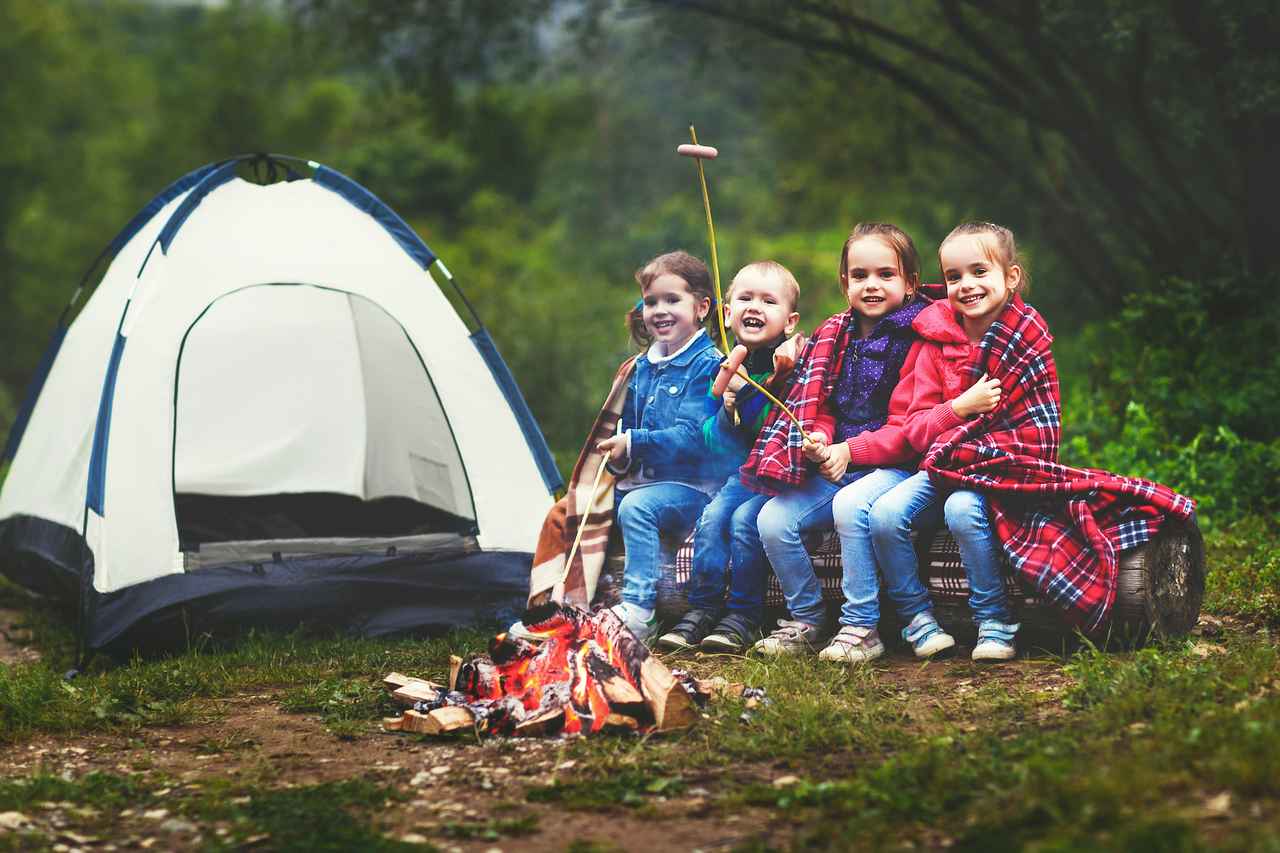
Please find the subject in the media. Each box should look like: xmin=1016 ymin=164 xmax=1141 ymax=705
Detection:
xmin=0 ymin=155 xmax=561 ymax=653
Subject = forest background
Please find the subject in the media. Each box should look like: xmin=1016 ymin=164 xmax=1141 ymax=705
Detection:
xmin=0 ymin=0 xmax=1276 ymax=534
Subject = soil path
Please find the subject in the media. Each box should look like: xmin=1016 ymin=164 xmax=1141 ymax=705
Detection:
xmin=0 ymin=651 xmax=1087 ymax=851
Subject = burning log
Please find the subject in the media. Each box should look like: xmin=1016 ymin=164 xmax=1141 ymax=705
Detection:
xmin=380 ymin=603 xmax=705 ymax=737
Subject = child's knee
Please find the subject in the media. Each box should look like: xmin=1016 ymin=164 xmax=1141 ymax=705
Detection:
xmin=868 ymin=496 xmax=905 ymax=537
xmin=755 ymin=500 xmax=790 ymax=546
xmin=832 ymin=488 xmax=872 ymax=535
xmin=943 ymin=490 xmax=989 ymax=533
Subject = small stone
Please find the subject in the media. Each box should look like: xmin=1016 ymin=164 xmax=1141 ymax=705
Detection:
xmin=160 ymin=818 xmax=197 ymax=834
xmin=430 ymin=765 xmax=450 ymax=776
xmin=0 ymin=811 xmax=33 ymax=831
xmin=1203 ymin=792 xmax=1232 ymax=818
xmin=409 ymin=771 xmax=431 ymax=787
xmin=400 ymin=833 xmax=429 ymax=845
xmin=142 ymin=809 xmax=168 ymax=820
xmin=555 ymin=760 xmax=576 ymax=770
xmin=772 ymin=775 xmax=801 ymax=788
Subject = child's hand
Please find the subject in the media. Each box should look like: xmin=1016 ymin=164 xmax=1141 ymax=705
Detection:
xmin=802 ymin=431 xmax=830 ymax=463
xmin=597 ymin=434 xmax=628 ymax=463
xmin=773 ymin=334 xmax=806 ymax=374
xmin=819 ymin=441 xmax=851 ymax=481
xmin=722 ymin=389 xmax=737 ymax=416
xmin=725 ymin=371 xmax=748 ymax=393
xmin=951 ymin=373 xmax=1002 ymax=418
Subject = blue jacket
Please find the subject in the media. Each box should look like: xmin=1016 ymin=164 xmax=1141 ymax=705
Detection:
xmin=618 ymin=330 xmax=723 ymax=492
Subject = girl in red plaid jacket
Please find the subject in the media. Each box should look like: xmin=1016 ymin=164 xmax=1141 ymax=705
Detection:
xmin=822 ymin=222 xmax=1031 ymax=665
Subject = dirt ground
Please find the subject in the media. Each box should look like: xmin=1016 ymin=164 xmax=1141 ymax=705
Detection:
xmin=0 ymin=638 xmax=1086 ymax=852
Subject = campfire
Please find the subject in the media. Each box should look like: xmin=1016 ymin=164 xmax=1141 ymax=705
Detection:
xmin=382 ymin=604 xmax=740 ymax=737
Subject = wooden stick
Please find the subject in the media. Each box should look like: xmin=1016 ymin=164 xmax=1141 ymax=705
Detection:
xmin=558 ymin=455 xmax=611 ymax=588
xmin=685 ymin=126 xmax=810 ymax=443
xmin=689 ymin=125 xmax=730 ymax=357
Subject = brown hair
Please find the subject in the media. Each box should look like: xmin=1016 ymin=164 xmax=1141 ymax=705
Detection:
xmin=727 ymin=260 xmax=801 ymax=311
xmin=838 ymin=223 xmax=922 ymax=299
xmin=627 ymin=250 xmax=714 ymax=348
xmin=939 ymin=221 xmax=1030 ymax=294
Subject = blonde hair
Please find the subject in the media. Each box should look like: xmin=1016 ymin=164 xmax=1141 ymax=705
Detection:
xmin=940 ymin=221 xmax=1030 ymax=294
xmin=727 ymin=260 xmax=800 ymax=311
xmin=626 ymin=250 xmax=713 ymax=348
xmin=839 ymin=223 xmax=922 ymax=297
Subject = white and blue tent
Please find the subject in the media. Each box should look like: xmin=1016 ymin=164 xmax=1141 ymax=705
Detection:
xmin=0 ymin=155 xmax=560 ymax=653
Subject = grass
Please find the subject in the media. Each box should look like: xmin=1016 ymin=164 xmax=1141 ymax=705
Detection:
xmin=0 ymin=514 xmax=1277 ymax=849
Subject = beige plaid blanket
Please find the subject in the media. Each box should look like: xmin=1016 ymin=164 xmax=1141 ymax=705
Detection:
xmin=529 ymin=357 xmax=637 ymax=606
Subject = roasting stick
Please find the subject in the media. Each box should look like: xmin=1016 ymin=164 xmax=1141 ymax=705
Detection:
xmin=558 ymin=454 xmax=611 ymax=591
xmin=678 ymin=128 xmax=814 ymax=444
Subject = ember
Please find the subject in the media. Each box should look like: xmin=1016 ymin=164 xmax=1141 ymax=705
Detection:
xmin=383 ymin=604 xmax=703 ymax=737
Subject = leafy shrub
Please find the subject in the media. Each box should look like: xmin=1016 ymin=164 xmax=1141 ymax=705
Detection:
xmin=1060 ymin=274 xmax=1280 ymax=527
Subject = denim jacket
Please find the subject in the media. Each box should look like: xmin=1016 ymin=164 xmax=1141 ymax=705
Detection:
xmin=617 ymin=329 xmax=723 ymax=493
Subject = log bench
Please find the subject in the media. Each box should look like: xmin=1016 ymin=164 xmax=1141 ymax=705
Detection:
xmin=596 ymin=518 xmax=1205 ymax=646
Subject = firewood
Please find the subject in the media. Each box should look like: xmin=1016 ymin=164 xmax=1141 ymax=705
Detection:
xmin=602 ymin=712 xmax=639 ymax=731
xmin=638 ymin=656 xmax=698 ymax=730
xmin=448 ymin=655 xmax=463 ymax=692
xmin=382 ymin=716 xmax=406 ymax=732
xmin=401 ymin=706 xmax=474 ymax=735
xmin=514 ymin=707 xmax=564 ymax=737
xmin=599 ymin=674 xmax=644 ymax=706
xmin=390 ymin=680 xmax=446 ymax=707
xmin=383 ymin=672 xmax=415 ymax=691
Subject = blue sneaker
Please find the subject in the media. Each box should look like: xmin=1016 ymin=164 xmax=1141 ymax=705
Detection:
xmin=972 ymin=619 xmax=1019 ymax=662
xmin=901 ymin=611 xmax=955 ymax=659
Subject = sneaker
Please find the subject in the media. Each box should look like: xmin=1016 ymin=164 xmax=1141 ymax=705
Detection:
xmin=972 ymin=619 xmax=1019 ymax=662
xmin=656 ymin=608 xmax=721 ymax=652
xmin=901 ymin=611 xmax=955 ymax=659
xmin=751 ymin=619 xmax=823 ymax=656
xmin=609 ymin=602 xmax=658 ymax=645
xmin=700 ymin=613 xmax=762 ymax=654
xmin=818 ymin=625 xmax=885 ymax=664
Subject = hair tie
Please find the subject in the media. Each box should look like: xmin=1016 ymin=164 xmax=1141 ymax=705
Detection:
xmin=634 ymin=299 xmax=644 ymax=312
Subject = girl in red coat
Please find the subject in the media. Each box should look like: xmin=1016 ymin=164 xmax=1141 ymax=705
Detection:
xmin=823 ymin=222 xmax=1024 ymax=664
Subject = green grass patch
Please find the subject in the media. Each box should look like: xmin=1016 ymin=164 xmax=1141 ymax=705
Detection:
xmin=1203 ymin=514 xmax=1280 ymax=623
xmin=0 ymin=576 xmax=491 ymax=744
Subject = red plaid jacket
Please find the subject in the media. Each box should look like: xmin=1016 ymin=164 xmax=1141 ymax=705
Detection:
xmin=923 ymin=296 xmax=1196 ymax=631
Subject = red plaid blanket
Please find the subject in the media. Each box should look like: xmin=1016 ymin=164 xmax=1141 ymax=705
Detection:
xmin=922 ymin=296 xmax=1196 ymax=631
xmin=740 ymin=311 xmax=854 ymax=493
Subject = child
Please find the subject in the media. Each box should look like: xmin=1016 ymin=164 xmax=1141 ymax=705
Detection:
xmin=851 ymin=222 xmax=1025 ymax=662
xmin=743 ymin=223 xmax=933 ymax=656
xmin=656 ymin=261 xmax=802 ymax=652
xmin=597 ymin=250 xmax=725 ymax=644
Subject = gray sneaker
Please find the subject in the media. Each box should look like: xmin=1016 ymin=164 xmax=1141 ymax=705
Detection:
xmin=901 ymin=611 xmax=956 ymax=659
xmin=818 ymin=625 xmax=884 ymax=664
xmin=751 ymin=619 xmax=823 ymax=656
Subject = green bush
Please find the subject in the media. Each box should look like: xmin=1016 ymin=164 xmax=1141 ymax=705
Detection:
xmin=1059 ymin=275 xmax=1280 ymax=527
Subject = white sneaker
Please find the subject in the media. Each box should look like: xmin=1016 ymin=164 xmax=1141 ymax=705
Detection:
xmin=751 ymin=619 xmax=823 ymax=656
xmin=818 ymin=625 xmax=885 ymax=664
xmin=901 ymin=611 xmax=956 ymax=659
xmin=609 ymin=602 xmax=658 ymax=645
xmin=972 ymin=620 xmax=1019 ymax=662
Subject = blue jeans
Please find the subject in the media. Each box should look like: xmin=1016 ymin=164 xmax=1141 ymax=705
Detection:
xmin=831 ymin=467 xmax=915 ymax=627
xmin=869 ymin=470 xmax=1012 ymax=624
xmin=688 ymin=476 xmax=771 ymax=623
xmin=617 ymin=483 xmax=710 ymax=610
xmin=757 ymin=470 xmax=864 ymax=626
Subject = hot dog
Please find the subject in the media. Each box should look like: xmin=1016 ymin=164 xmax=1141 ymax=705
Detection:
xmin=711 ymin=345 xmax=750 ymax=397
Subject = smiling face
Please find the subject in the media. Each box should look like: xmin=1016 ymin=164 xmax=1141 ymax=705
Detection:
xmin=939 ymin=233 xmax=1022 ymax=341
xmin=726 ymin=269 xmax=800 ymax=349
xmin=843 ymin=237 xmax=914 ymax=336
xmin=641 ymin=272 xmax=710 ymax=351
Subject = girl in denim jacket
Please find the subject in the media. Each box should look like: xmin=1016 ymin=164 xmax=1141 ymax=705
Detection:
xmin=597 ymin=251 xmax=724 ymax=643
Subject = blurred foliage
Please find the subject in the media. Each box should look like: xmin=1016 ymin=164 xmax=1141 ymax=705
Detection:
xmin=0 ymin=0 xmax=1275 ymax=515
xmin=1060 ymin=276 xmax=1280 ymax=527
